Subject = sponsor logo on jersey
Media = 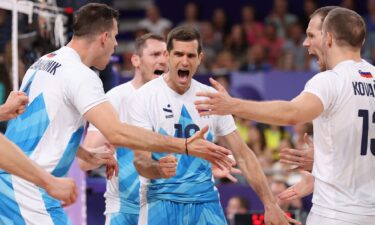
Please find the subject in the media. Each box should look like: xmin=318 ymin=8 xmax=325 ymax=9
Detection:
xmin=163 ymin=104 xmax=173 ymax=118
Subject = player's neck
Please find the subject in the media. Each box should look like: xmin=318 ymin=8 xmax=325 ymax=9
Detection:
xmin=131 ymin=72 xmax=144 ymax=89
xmin=66 ymin=39 xmax=96 ymax=68
xmin=163 ymin=72 xmax=190 ymax=95
xmin=326 ymin=47 xmax=361 ymax=69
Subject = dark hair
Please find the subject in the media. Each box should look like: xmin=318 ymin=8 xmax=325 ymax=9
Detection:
xmin=323 ymin=7 xmax=366 ymax=48
xmin=166 ymin=26 xmax=202 ymax=53
xmin=134 ymin=33 xmax=165 ymax=56
xmin=309 ymin=6 xmax=338 ymax=29
xmin=73 ymin=3 xmax=119 ymax=38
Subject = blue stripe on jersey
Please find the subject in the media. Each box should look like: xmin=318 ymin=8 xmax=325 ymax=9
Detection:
xmin=39 ymin=188 xmax=72 ymax=225
xmin=148 ymin=105 xmax=218 ymax=203
xmin=0 ymin=174 xmax=27 ymax=225
xmin=117 ymin=147 xmax=140 ymax=214
xmin=52 ymin=127 xmax=84 ymax=177
xmin=109 ymin=212 xmax=139 ymax=225
xmin=5 ymin=93 xmax=50 ymax=156
xmin=21 ymin=71 xmax=37 ymax=95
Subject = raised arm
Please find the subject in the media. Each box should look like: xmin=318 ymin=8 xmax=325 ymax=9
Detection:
xmin=195 ymin=78 xmax=323 ymax=126
xmin=221 ymin=130 xmax=301 ymax=225
xmin=0 ymin=134 xmax=77 ymax=206
xmin=84 ymin=102 xmax=233 ymax=169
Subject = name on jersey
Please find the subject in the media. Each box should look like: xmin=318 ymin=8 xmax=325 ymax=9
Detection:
xmin=352 ymin=81 xmax=375 ymax=97
xmin=29 ymin=59 xmax=61 ymax=75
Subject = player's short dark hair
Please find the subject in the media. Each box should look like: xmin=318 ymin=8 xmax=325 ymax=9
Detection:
xmin=134 ymin=33 xmax=165 ymax=56
xmin=323 ymin=7 xmax=366 ymax=49
xmin=73 ymin=3 xmax=119 ymax=38
xmin=166 ymin=26 xmax=202 ymax=54
xmin=310 ymin=6 xmax=338 ymax=29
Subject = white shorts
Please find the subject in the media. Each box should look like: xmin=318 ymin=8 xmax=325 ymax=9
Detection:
xmin=307 ymin=211 xmax=361 ymax=225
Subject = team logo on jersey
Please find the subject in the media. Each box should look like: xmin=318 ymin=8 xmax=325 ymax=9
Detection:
xmin=47 ymin=53 xmax=57 ymax=58
xmin=163 ymin=104 xmax=173 ymax=118
xmin=358 ymin=70 xmax=373 ymax=78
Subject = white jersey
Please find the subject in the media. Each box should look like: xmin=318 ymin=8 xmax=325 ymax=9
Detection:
xmin=1 ymin=46 xmax=107 ymax=225
xmin=87 ymin=82 xmax=140 ymax=215
xmin=128 ymin=76 xmax=236 ymax=204
xmin=303 ymin=60 xmax=375 ymax=224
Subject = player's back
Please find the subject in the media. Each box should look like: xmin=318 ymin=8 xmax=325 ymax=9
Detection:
xmin=309 ymin=60 xmax=375 ymax=223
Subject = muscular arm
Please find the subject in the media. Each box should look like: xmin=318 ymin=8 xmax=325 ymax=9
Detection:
xmin=196 ymin=78 xmax=323 ymax=126
xmin=221 ymin=130 xmax=300 ymax=224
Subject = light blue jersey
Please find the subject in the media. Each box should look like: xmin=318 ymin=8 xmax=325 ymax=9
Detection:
xmin=0 ymin=46 xmax=106 ymax=225
xmin=88 ymin=82 xmax=140 ymax=224
xmin=128 ymin=76 xmax=236 ymax=224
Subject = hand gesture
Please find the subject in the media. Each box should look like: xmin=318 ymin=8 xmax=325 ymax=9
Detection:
xmin=212 ymin=155 xmax=242 ymax=182
xmin=45 ymin=177 xmax=78 ymax=207
xmin=88 ymin=143 xmax=118 ymax=180
xmin=279 ymin=133 xmax=314 ymax=172
xmin=187 ymin=126 xmax=233 ymax=170
xmin=2 ymin=91 xmax=29 ymax=120
xmin=264 ymin=203 xmax=301 ymax=225
xmin=158 ymin=154 xmax=178 ymax=178
xmin=278 ymin=171 xmax=314 ymax=201
xmin=195 ymin=78 xmax=234 ymax=116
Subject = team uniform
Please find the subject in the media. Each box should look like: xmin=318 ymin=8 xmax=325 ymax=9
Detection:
xmin=88 ymin=82 xmax=140 ymax=225
xmin=303 ymin=60 xmax=375 ymax=224
xmin=0 ymin=46 xmax=107 ymax=225
xmin=127 ymin=76 xmax=236 ymax=225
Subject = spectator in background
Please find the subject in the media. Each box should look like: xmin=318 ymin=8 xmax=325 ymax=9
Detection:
xmin=212 ymin=50 xmax=238 ymax=72
xmin=265 ymin=0 xmax=298 ymax=38
xmin=199 ymin=21 xmax=223 ymax=73
xmin=211 ymin=8 xmax=231 ymax=44
xmin=179 ymin=2 xmax=201 ymax=30
xmin=270 ymin=178 xmax=302 ymax=211
xmin=239 ymin=44 xmax=272 ymax=73
xmin=138 ymin=4 xmax=172 ymax=36
xmin=226 ymin=196 xmax=250 ymax=225
xmin=225 ymin=24 xmax=248 ymax=66
xmin=241 ymin=5 xmax=264 ymax=46
xmin=299 ymin=0 xmax=318 ymax=30
xmin=362 ymin=0 xmax=375 ymax=62
xmin=279 ymin=22 xmax=308 ymax=71
xmin=258 ymin=22 xmax=285 ymax=67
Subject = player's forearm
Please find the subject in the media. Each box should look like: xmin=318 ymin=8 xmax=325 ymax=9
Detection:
xmin=108 ymin=123 xmax=185 ymax=154
xmin=0 ymin=104 xmax=11 ymax=121
xmin=76 ymin=147 xmax=101 ymax=171
xmin=232 ymin=98 xmax=301 ymax=126
xmin=233 ymin=143 xmax=277 ymax=206
xmin=133 ymin=153 xmax=163 ymax=179
xmin=0 ymin=134 xmax=54 ymax=188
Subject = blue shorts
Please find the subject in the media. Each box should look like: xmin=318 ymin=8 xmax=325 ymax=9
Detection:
xmin=138 ymin=200 xmax=227 ymax=225
xmin=105 ymin=212 xmax=139 ymax=225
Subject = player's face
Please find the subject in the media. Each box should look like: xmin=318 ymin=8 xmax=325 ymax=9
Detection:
xmin=96 ymin=19 xmax=118 ymax=70
xmin=303 ymin=15 xmax=326 ymax=71
xmin=167 ymin=39 xmax=202 ymax=94
xmin=139 ymin=39 xmax=167 ymax=82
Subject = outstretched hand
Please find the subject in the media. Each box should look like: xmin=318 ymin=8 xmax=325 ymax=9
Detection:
xmin=212 ymin=155 xmax=242 ymax=182
xmin=195 ymin=78 xmax=234 ymax=116
xmin=278 ymin=171 xmax=314 ymax=201
xmin=279 ymin=133 xmax=314 ymax=172
xmin=187 ymin=126 xmax=233 ymax=170
xmin=264 ymin=203 xmax=301 ymax=225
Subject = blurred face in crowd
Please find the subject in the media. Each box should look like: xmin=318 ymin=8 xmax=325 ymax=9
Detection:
xmin=226 ymin=197 xmax=248 ymax=220
xmin=165 ymin=39 xmax=202 ymax=94
xmin=303 ymin=15 xmax=326 ymax=71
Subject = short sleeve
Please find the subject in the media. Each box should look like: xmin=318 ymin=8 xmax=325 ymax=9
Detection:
xmin=303 ymin=71 xmax=338 ymax=111
xmin=66 ymin=70 xmax=107 ymax=115
xmin=214 ymin=115 xmax=237 ymax=137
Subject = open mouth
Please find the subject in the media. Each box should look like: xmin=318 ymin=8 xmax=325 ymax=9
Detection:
xmin=177 ymin=69 xmax=190 ymax=83
xmin=154 ymin=69 xmax=164 ymax=75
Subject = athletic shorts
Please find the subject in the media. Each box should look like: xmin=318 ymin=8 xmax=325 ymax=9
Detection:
xmin=138 ymin=199 xmax=227 ymax=225
xmin=105 ymin=212 xmax=139 ymax=225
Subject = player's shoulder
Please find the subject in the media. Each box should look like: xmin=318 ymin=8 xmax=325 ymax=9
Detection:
xmin=106 ymin=82 xmax=134 ymax=98
xmin=136 ymin=76 xmax=164 ymax=94
xmin=191 ymin=79 xmax=216 ymax=93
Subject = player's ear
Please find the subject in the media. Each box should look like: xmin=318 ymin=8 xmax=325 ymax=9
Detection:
xmin=131 ymin=54 xmax=140 ymax=67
